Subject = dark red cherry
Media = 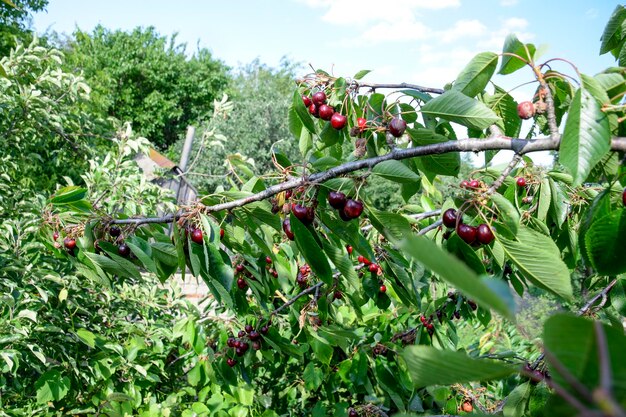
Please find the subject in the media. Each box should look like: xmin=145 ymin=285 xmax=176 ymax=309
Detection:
xmin=442 ymin=208 xmax=458 ymax=228
xmin=516 ymin=177 xmax=527 ymax=187
xmin=237 ymin=278 xmax=247 ymax=289
xmin=342 ymin=199 xmax=364 ymax=219
xmin=318 ymin=104 xmax=334 ymax=121
xmin=302 ymin=95 xmax=312 ymax=107
xmin=227 ymin=358 xmax=237 ymax=367
xmin=63 ymin=237 xmax=76 ymax=250
xmin=292 ymin=204 xmax=314 ymax=224
xmin=109 ymin=226 xmax=121 ymax=237
xmin=282 ymin=218 xmax=295 ymax=240
xmin=476 ymin=223 xmax=495 ymax=245
xmin=328 ymin=191 xmax=347 ymax=209
xmin=312 ymin=91 xmax=327 ymax=106
xmin=456 ymin=223 xmax=477 ymax=245
xmin=308 ymin=103 xmax=319 ymax=117
xmin=118 ymin=243 xmax=131 ymax=257
xmin=388 ymin=117 xmax=407 ymax=137
xmin=191 ymin=228 xmax=204 ymax=244
xmin=330 ymin=112 xmax=347 ymax=130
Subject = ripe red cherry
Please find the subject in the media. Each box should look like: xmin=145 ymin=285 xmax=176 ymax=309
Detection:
xmin=249 ymin=330 xmax=261 ymax=341
xmin=265 ymin=256 xmax=272 ymax=264
xmin=516 ymin=177 xmax=527 ymax=187
xmin=308 ymin=103 xmax=319 ymax=117
xmin=227 ymin=337 xmax=236 ymax=348
xmin=238 ymin=330 xmax=246 ymax=338
xmin=260 ymin=325 xmax=269 ymax=335
xmin=342 ymin=199 xmax=364 ymax=219
xmin=379 ymin=285 xmax=387 ymax=293
xmin=357 ymin=117 xmax=367 ymax=130
xmin=346 ymin=245 xmax=353 ymax=255
xmin=517 ymin=101 xmax=535 ymax=120
xmin=369 ymin=263 xmax=379 ymax=273
xmin=623 ymin=187 xmax=626 ymax=206
xmin=460 ymin=180 xmax=470 ymax=189
xmin=302 ymin=95 xmax=312 ymax=107
xmin=237 ymin=278 xmax=247 ymax=289
xmin=330 ymin=112 xmax=347 ymax=130
xmin=476 ymin=223 xmax=495 ymax=245
xmin=244 ymin=324 xmax=253 ymax=333
xmin=334 ymin=290 xmax=343 ymax=300
xmin=457 ymin=223 xmax=477 ymax=245
xmin=236 ymin=264 xmax=245 ymax=273
xmin=442 ymin=208 xmax=458 ymax=228
xmin=191 ymin=228 xmax=204 ymax=244
xmin=328 ymin=191 xmax=347 ymax=209
xmin=388 ymin=117 xmax=407 ymax=137
xmin=468 ymin=179 xmax=480 ymax=189
xmin=52 ymin=231 xmax=59 ymax=241
xmin=227 ymin=358 xmax=237 ymax=367
xmin=282 ymin=218 xmax=295 ymax=240
xmin=292 ymin=204 xmax=314 ymax=224
xmin=63 ymin=237 xmax=76 ymax=250
xmin=118 ymin=243 xmax=131 ymax=257
xmin=220 ymin=228 xmax=225 ymax=239
xmin=109 ymin=226 xmax=121 ymax=237
xmin=312 ymin=91 xmax=327 ymax=106
xmin=318 ymin=104 xmax=334 ymax=121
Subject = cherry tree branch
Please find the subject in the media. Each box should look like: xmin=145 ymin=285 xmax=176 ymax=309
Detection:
xmin=353 ymin=82 xmax=445 ymax=95
xmin=110 ymin=136 xmax=626 ymax=226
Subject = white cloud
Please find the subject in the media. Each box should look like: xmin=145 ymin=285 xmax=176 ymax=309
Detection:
xmin=438 ymin=19 xmax=487 ymax=43
xmin=360 ymin=17 xmax=432 ymax=43
xmin=500 ymin=0 xmax=518 ymax=6
xmin=297 ymin=0 xmax=461 ymax=26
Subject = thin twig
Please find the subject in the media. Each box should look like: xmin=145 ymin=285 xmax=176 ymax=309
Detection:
xmin=486 ymin=154 xmax=523 ymax=195
xmin=354 ymin=82 xmax=445 ymax=95
xmin=418 ymin=219 xmax=442 ymax=235
xmin=271 ymin=281 xmax=325 ymax=316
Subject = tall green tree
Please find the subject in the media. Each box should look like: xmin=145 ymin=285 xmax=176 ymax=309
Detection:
xmin=61 ymin=25 xmax=231 ymax=149
xmin=170 ymin=58 xmax=301 ymax=193
xmin=0 ymin=0 xmax=47 ymax=56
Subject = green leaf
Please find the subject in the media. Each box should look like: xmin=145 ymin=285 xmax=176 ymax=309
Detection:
xmin=372 ymin=160 xmax=420 ymax=184
xmin=368 ymin=207 xmax=412 ymax=241
xmin=322 ymin=240 xmax=360 ymax=291
xmin=420 ymin=90 xmax=501 ymax=130
xmin=486 ymin=86 xmax=522 ymax=138
xmin=125 ymin=237 xmax=158 ymax=274
xmin=491 ymin=192 xmax=519 ymax=236
xmin=75 ymin=329 xmax=96 ymax=348
xmin=402 ymin=346 xmax=516 ymax=388
xmin=84 ymin=252 xmax=140 ymax=280
xmin=499 ymin=226 xmax=572 ymax=300
xmin=584 ymin=210 xmax=626 ymax=275
xmin=600 ymin=5 xmax=626 ymax=55
xmin=49 ymin=186 xmax=87 ymax=205
xmin=292 ymin=90 xmax=316 ymax=134
xmin=452 ymin=52 xmax=498 ymax=97
xmin=290 ymin=213 xmax=333 ymax=284
xmin=407 ymin=128 xmax=460 ymax=176
xmin=503 ymin=382 xmax=531 ymax=417
xmin=35 ymin=370 xmax=71 ymax=404
xmin=354 ymin=69 xmax=371 ymax=80
xmin=558 ymin=88 xmax=611 ymax=186
xmin=151 ymin=242 xmax=179 ymax=266
xmin=499 ymin=34 xmax=536 ymax=75
xmin=543 ymin=314 xmax=626 ymax=402
xmin=398 ymin=235 xmax=514 ymax=319
xmin=303 ymin=362 xmax=324 ymax=391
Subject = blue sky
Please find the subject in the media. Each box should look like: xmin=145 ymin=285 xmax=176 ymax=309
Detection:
xmin=32 ymin=0 xmax=619 ymax=92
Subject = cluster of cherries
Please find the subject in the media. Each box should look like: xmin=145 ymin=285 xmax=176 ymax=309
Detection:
xmin=225 ymin=323 xmax=270 ymax=367
xmin=356 ymin=254 xmax=386 ymax=293
xmin=55 ymin=225 xmax=134 ymax=258
xmin=442 ymin=208 xmax=495 ymax=246
xmin=303 ymin=92 xmax=347 ymax=130
xmin=328 ymin=191 xmax=364 ymax=221
xmin=296 ymin=264 xmax=311 ymax=288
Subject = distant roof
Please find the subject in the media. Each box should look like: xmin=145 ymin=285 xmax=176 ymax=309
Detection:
xmin=149 ymin=148 xmax=176 ymax=169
